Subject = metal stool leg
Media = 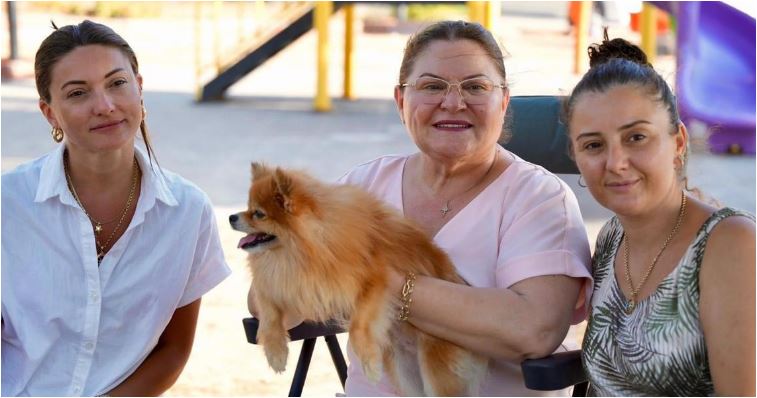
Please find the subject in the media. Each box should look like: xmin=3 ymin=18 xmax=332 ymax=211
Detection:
xmin=572 ymin=381 xmax=589 ymax=397
xmin=324 ymin=334 xmax=348 ymax=387
xmin=288 ymin=338 xmax=316 ymax=397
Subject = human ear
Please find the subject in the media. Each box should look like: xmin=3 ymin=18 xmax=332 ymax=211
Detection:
xmin=394 ymin=85 xmax=405 ymax=124
xmin=136 ymin=73 xmax=143 ymax=95
xmin=39 ymin=99 xmax=59 ymax=129
xmin=501 ymin=87 xmax=510 ymax=114
xmin=675 ymin=122 xmax=688 ymax=157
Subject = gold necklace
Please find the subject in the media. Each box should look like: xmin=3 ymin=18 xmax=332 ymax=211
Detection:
xmin=622 ymin=191 xmax=687 ymax=314
xmin=64 ymin=151 xmax=140 ymax=263
xmin=439 ymin=151 xmax=499 ymax=217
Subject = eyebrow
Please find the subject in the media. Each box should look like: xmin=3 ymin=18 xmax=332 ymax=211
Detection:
xmin=60 ymin=68 xmax=125 ymax=91
xmin=418 ymin=72 xmax=487 ymax=81
xmin=619 ymin=119 xmax=652 ymax=130
xmin=575 ymin=120 xmax=652 ymax=140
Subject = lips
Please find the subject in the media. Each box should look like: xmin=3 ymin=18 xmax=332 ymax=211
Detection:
xmin=90 ymin=120 xmax=124 ymax=131
xmin=605 ymin=179 xmax=640 ymax=191
xmin=433 ymin=120 xmax=473 ymax=130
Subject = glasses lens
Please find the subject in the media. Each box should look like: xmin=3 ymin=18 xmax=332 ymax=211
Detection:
xmin=414 ymin=77 xmax=449 ymax=104
xmin=460 ymin=78 xmax=496 ymax=105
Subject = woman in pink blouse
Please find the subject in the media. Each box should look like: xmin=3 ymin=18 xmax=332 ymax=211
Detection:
xmin=245 ymin=20 xmax=592 ymax=396
xmin=336 ymin=21 xmax=592 ymax=396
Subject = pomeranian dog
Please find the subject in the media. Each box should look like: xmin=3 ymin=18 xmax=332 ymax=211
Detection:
xmin=230 ymin=163 xmax=487 ymax=396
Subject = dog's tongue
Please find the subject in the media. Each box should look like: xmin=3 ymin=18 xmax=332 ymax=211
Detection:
xmin=238 ymin=234 xmax=262 ymax=248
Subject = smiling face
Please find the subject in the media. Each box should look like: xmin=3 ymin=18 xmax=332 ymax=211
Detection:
xmin=569 ymin=84 xmax=687 ymax=217
xmin=39 ymin=44 xmax=143 ymax=154
xmin=395 ymin=39 xmax=509 ymax=163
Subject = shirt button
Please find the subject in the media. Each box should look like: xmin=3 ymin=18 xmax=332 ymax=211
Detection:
xmin=90 ymin=292 xmax=99 ymax=301
xmin=73 ymin=386 xmax=82 ymax=393
xmin=84 ymin=342 xmax=94 ymax=350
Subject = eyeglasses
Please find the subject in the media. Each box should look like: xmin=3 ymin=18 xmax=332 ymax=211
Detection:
xmin=399 ymin=76 xmax=506 ymax=105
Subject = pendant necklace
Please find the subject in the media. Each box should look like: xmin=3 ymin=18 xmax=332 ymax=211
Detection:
xmin=439 ymin=150 xmax=499 ymax=217
xmin=622 ymin=192 xmax=687 ymax=314
xmin=64 ymin=151 xmax=140 ymax=263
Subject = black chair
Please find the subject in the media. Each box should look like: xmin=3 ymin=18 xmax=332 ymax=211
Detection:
xmin=242 ymin=318 xmax=347 ymax=397
xmin=508 ymin=95 xmax=588 ymax=396
xmin=242 ymin=318 xmax=588 ymax=396
xmin=242 ymin=95 xmax=589 ymax=396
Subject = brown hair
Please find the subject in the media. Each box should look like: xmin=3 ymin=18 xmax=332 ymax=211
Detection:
xmin=35 ymin=20 xmax=158 ymax=166
xmin=398 ymin=20 xmax=512 ymax=142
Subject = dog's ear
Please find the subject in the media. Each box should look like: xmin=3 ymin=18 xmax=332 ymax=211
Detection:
xmin=251 ymin=162 xmax=269 ymax=180
xmin=273 ymin=168 xmax=295 ymax=212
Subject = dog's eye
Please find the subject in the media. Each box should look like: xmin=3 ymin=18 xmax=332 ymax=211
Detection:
xmin=252 ymin=210 xmax=266 ymax=220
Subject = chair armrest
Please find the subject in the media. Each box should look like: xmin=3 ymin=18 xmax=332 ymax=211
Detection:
xmin=521 ymin=350 xmax=586 ymax=391
xmin=243 ymin=317 xmax=346 ymax=344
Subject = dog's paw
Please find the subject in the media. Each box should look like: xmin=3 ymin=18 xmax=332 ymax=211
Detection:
xmin=362 ymin=359 xmax=383 ymax=383
xmin=264 ymin=345 xmax=289 ymax=373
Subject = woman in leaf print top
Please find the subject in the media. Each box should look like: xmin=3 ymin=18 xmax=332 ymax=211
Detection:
xmin=564 ymin=30 xmax=755 ymax=396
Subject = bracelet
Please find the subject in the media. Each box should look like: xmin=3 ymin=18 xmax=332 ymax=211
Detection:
xmin=397 ymin=272 xmax=416 ymax=322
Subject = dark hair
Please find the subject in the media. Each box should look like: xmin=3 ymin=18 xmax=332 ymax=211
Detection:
xmin=398 ymin=20 xmax=512 ymax=142
xmin=564 ymin=28 xmax=687 ymax=178
xmin=564 ymin=29 xmax=679 ymax=128
xmin=35 ymin=20 xmax=158 ymax=166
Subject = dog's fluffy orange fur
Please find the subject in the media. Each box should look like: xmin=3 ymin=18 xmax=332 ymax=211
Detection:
xmin=230 ymin=163 xmax=487 ymax=396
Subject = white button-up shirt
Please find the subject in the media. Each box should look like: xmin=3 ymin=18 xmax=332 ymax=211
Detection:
xmin=2 ymin=145 xmax=231 ymax=396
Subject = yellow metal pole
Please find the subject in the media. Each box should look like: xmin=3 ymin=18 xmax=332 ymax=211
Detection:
xmin=573 ymin=1 xmax=591 ymax=74
xmin=314 ymin=1 xmax=332 ymax=112
xmin=194 ymin=2 xmax=203 ymax=101
xmin=343 ymin=4 xmax=355 ymax=100
xmin=468 ymin=2 xmax=483 ymax=25
xmin=482 ymin=1 xmax=494 ymax=31
xmin=640 ymin=2 xmax=657 ymax=64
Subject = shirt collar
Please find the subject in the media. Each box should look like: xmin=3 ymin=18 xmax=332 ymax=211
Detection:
xmin=33 ymin=145 xmax=178 ymax=208
xmin=134 ymin=146 xmax=178 ymax=207
xmin=34 ymin=144 xmax=70 ymax=204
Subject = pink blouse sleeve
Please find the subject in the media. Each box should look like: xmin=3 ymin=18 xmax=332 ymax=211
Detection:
xmin=495 ymin=168 xmax=593 ymax=323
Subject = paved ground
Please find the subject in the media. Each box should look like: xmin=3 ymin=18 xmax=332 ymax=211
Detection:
xmin=2 ymin=3 xmax=754 ymax=396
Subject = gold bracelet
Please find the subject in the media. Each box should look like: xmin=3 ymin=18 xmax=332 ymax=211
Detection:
xmin=397 ymin=272 xmax=416 ymax=322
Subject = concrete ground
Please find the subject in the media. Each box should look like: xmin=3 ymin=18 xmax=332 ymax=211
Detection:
xmin=2 ymin=3 xmax=754 ymax=396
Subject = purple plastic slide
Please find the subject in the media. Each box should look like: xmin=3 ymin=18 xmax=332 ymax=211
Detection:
xmin=664 ymin=2 xmax=756 ymax=154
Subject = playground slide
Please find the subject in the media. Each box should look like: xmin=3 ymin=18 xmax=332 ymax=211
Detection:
xmin=671 ymin=2 xmax=755 ymax=154
xmin=200 ymin=3 xmax=344 ymax=101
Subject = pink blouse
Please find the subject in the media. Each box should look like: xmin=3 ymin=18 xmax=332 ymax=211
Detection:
xmin=339 ymin=152 xmax=592 ymax=396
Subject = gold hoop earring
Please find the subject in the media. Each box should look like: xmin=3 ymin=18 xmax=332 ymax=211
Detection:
xmin=578 ymin=175 xmax=587 ymax=188
xmin=51 ymin=127 xmax=64 ymax=143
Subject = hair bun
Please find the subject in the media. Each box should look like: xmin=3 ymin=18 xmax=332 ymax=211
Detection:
xmin=588 ymin=28 xmax=651 ymax=68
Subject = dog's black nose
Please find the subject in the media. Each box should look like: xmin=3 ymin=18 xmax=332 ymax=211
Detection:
xmin=229 ymin=214 xmax=238 ymax=223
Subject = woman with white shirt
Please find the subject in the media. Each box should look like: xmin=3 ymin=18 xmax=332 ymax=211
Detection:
xmin=1 ymin=20 xmax=230 ymax=396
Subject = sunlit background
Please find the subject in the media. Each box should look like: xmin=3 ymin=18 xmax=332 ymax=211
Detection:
xmin=2 ymin=1 xmax=754 ymax=395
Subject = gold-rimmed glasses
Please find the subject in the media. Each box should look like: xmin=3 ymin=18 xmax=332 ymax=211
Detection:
xmin=399 ymin=76 xmax=505 ymax=105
